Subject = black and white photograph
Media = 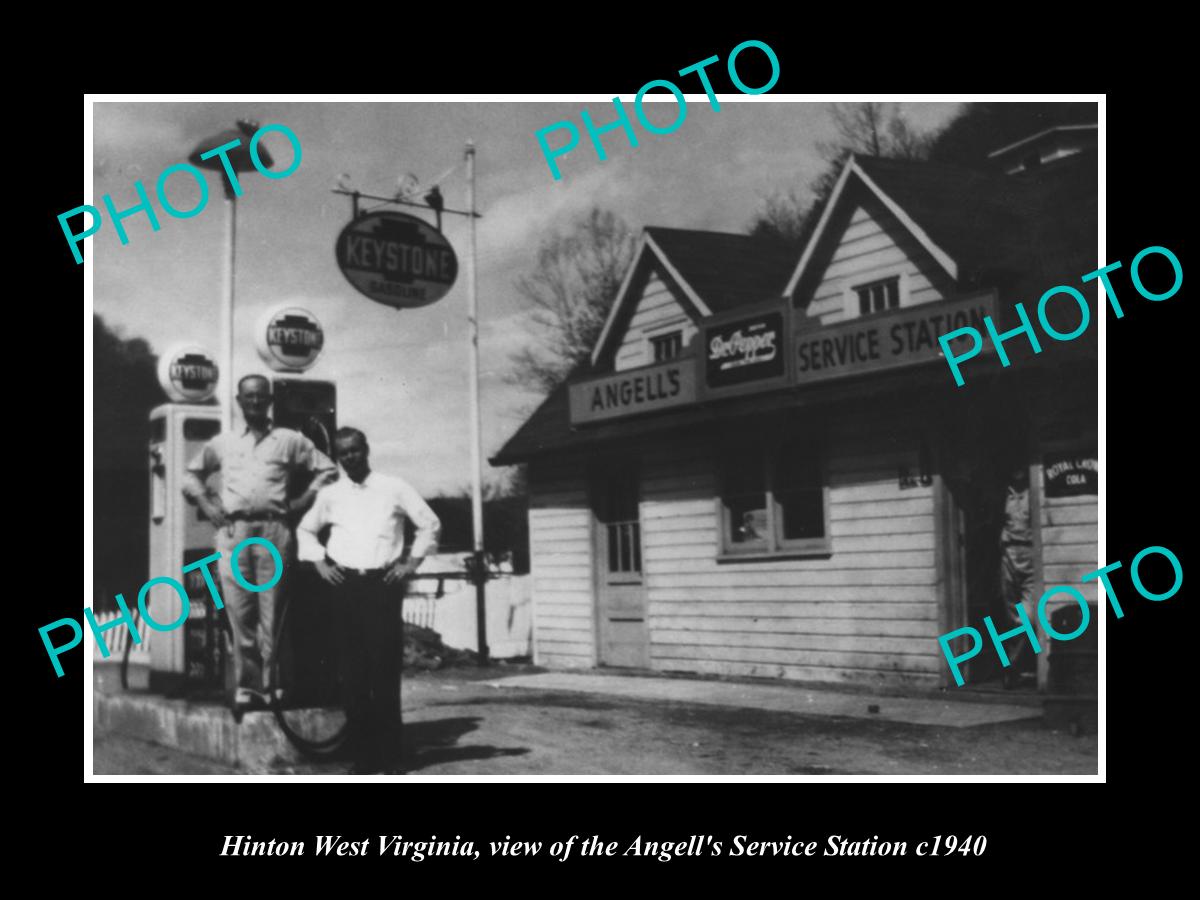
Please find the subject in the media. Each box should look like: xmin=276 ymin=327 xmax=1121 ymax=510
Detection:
xmin=84 ymin=94 xmax=1102 ymax=778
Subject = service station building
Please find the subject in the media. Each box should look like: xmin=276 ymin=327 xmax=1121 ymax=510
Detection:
xmin=493 ymin=129 xmax=1099 ymax=692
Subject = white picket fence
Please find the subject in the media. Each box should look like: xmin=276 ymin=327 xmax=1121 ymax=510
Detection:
xmin=402 ymin=573 xmax=532 ymax=658
xmin=89 ymin=572 xmax=532 ymax=664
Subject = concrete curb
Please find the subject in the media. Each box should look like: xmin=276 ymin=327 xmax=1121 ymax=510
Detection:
xmin=94 ymin=691 xmax=309 ymax=772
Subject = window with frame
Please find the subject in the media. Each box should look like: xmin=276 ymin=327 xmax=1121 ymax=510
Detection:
xmin=650 ymin=330 xmax=683 ymax=362
xmin=718 ymin=439 xmax=830 ymax=558
xmin=856 ymin=276 xmax=900 ymax=316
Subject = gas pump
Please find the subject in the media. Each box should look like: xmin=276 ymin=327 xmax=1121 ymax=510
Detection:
xmin=147 ymin=346 xmax=223 ymax=694
xmin=269 ymin=376 xmax=339 ymax=709
xmin=272 ymin=378 xmax=336 ymax=457
xmin=253 ymin=306 xmax=341 ymax=711
xmin=143 ymin=311 xmax=338 ymax=711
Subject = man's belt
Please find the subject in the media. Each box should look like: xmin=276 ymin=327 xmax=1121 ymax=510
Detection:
xmin=228 ymin=510 xmax=286 ymax=522
xmin=328 ymin=557 xmax=389 ymax=579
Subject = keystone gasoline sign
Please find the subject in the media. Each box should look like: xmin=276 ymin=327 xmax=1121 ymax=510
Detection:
xmin=335 ymin=210 xmax=458 ymax=309
xmin=157 ymin=343 xmax=218 ymax=403
xmin=255 ymin=305 xmax=325 ymax=372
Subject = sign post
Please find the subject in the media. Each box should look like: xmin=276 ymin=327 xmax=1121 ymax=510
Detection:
xmin=465 ymin=142 xmax=488 ymax=665
xmin=331 ymin=159 xmax=489 ymax=664
xmin=187 ymin=120 xmax=273 ymax=437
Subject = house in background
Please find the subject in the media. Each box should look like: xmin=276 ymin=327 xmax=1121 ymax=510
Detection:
xmin=492 ymin=131 xmax=1098 ymax=693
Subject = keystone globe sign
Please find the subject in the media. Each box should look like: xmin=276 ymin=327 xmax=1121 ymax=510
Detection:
xmin=335 ymin=210 xmax=458 ymax=309
xmin=157 ymin=343 xmax=218 ymax=402
xmin=255 ymin=305 xmax=325 ymax=372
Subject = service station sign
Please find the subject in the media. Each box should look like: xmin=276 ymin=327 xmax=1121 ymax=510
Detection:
xmin=255 ymin=305 xmax=325 ymax=372
xmin=157 ymin=343 xmax=218 ymax=403
xmin=793 ymin=291 xmax=997 ymax=385
xmin=569 ymin=359 xmax=698 ymax=425
xmin=335 ymin=210 xmax=458 ymax=309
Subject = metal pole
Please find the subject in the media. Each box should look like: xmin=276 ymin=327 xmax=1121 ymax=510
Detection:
xmin=465 ymin=141 xmax=489 ymax=665
xmin=219 ymin=185 xmax=237 ymax=435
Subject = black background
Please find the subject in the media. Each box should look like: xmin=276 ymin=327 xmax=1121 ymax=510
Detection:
xmin=35 ymin=24 xmax=1190 ymax=885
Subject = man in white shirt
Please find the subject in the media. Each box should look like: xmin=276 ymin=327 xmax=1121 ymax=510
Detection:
xmin=297 ymin=426 xmax=441 ymax=772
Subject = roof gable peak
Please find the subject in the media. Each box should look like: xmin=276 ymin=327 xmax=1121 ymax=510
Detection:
xmin=783 ymin=155 xmax=959 ymax=301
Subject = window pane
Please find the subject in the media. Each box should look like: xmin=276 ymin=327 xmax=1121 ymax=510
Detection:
xmin=620 ymin=523 xmax=632 ymax=571
xmin=652 ymin=331 xmax=683 ymax=362
xmin=858 ymin=288 xmax=870 ymax=316
xmin=632 ymin=522 xmax=642 ymax=572
xmin=776 ymin=444 xmax=825 ymax=541
xmin=778 ymin=489 xmax=825 ymax=540
xmin=607 ymin=524 xmax=619 ymax=571
xmin=723 ymin=449 xmax=768 ymax=547
xmin=886 ymin=279 xmax=899 ymax=309
xmin=729 ymin=495 xmax=769 ymax=544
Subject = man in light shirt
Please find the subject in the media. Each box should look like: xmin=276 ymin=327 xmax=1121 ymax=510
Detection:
xmin=183 ymin=374 xmax=337 ymax=716
xmin=297 ymin=426 xmax=441 ymax=772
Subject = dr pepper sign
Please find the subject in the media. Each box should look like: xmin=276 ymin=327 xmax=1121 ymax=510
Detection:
xmin=335 ymin=210 xmax=458 ymax=309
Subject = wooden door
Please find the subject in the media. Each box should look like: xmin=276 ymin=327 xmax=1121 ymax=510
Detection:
xmin=591 ymin=465 xmax=648 ymax=668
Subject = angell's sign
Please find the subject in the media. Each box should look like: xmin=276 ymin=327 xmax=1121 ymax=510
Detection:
xmin=335 ymin=210 xmax=458 ymax=309
xmin=569 ymin=359 xmax=697 ymax=425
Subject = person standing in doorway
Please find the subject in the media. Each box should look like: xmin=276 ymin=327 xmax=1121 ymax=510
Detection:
xmin=297 ymin=427 xmax=441 ymax=774
xmin=999 ymin=465 xmax=1035 ymax=689
xmin=182 ymin=374 xmax=337 ymax=718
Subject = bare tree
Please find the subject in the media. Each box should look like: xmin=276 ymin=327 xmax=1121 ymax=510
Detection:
xmin=747 ymin=186 xmax=809 ymax=247
xmin=819 ymin=102 xmax=931 ymax=163
xmin=508 ymin=207 xmax=636 ymax=394
xmin=748 ymin=102 xmax=933 ymax=251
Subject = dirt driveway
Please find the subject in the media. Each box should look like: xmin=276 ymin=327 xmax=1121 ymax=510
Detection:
xmin=265 ymin=666 xmax=1099 ymax=776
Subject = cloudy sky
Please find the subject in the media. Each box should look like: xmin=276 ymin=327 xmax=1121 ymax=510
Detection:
xmin=90 ymin=98 xmax=961 ymax=496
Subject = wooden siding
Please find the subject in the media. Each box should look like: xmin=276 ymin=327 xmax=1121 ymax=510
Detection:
xmin=1040 ymin=490 xmax=1100 ymax=608
xmin=637 ymin=419 xmax=942 ymax=688
xmin=807 ymin=203 xmax=947 ymax=327
xmin=615 ymin=272 xmax=697 ymax=371
xmin=528 ymin=460 xmax=595 ymax=668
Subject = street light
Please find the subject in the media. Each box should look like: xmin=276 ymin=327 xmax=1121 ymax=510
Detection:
xmin=187 ymin=119 xmax=274 ymax=433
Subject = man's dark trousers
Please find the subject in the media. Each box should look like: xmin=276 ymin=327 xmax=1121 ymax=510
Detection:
xmin=335 ymin=569 xmax=404 ymax=767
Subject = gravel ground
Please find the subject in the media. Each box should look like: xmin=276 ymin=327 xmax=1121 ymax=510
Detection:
xmin=94 ymin=664 xmax=1097 ymax=776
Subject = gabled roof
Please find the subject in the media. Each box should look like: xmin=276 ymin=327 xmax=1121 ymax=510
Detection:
xmin=785 ymin=150 xmax=1098 ymax=303
xmin=857 ymin=151 xmax=1097 ymax=299
xmin=592 ymin=226 xmax=796 ymax=366
xmin=783 ymin=155 xmax=962 ymax=299
xmin=495 ymin=150 xmax=1097 ymax=466
xmin=643 ymin=227 xmax=797 ymax=312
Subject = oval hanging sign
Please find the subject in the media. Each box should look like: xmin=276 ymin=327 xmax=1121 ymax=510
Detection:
xmin=255 ymin=305 xmax=325 ymax=372
xmin=158 ymin=343 xmax=219 ymax=403
xmin=334 ymin=210 xmax=458 ymax=309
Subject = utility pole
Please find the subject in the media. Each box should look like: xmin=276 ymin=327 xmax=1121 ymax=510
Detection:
xmin=465 ymin=140 xmax=489 ymax=665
